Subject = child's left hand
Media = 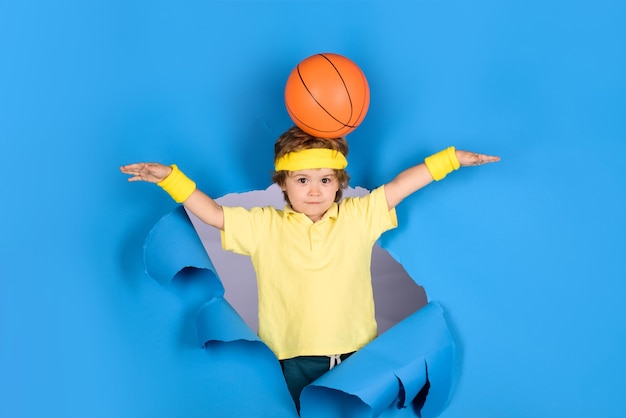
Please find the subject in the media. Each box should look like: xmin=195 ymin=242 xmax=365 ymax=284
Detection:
xmin=456 ymin=150 xmax=501 ymax=166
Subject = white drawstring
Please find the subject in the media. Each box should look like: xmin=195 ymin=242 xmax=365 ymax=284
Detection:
xmin=328 ymin=354 xmax=342 ymax=370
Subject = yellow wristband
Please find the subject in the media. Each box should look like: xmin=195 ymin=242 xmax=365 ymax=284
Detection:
xmin=157 ymin=164 xmax=196 ymax=203
xmin=424 ymin=146 xmax=460 ymax=181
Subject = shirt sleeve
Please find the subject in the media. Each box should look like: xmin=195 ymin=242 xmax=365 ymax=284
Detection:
xmin=220 ymin=206 xmax=266 ymax=256
xmin=342 ymin=185 xmax=398 ymax=242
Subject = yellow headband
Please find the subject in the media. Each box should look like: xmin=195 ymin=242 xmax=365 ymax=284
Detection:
xmin=274 ymin=148 xmax=348 ymax=171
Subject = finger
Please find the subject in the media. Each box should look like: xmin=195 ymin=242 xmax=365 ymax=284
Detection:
xmin=474 ymin=154 xmax=500 ymax=165
xmin=127 ymin=176 xmax=143 ymax=182
xmin=120 ymin=164 xmax=143 ymax=173
xmin=481 ymin=155 xmax=501 ymax=163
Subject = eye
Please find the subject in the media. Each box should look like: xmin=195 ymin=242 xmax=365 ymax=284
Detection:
xmin=297 ymin=177 xmax=308 ymax=184
xmin=321 ymin=178 xmax=332 ymax=184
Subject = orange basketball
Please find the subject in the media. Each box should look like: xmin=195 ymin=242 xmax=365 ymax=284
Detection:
xmin=284 ymin=53 xmax=370 ymax=138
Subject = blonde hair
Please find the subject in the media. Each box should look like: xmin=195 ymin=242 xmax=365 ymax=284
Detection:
xmin=272 ymin=126 xmax=350 ymax=203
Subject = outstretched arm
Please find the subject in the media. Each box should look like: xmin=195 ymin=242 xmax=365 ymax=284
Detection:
xmin=120 ymin=163 xmax=225 ymax=230
xmin=384 ymin=149 xmax=500 ymax=209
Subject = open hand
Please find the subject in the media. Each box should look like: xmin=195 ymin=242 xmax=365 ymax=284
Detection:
xmin=120 ymin=163 xmax=172 ymax=183
xmin=456 ymin=150 xmax=501 ymax=167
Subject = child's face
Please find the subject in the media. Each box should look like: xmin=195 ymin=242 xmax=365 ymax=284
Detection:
xmin=283 ymin=168 xmax=339 ymax=222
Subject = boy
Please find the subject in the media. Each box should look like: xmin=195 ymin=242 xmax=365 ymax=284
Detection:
xmin=121 ymin=126 xmax=499 ymax=410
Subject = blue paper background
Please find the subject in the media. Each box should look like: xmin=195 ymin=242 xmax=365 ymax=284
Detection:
xmin=2 ymin=1 xmax=625 ymax=417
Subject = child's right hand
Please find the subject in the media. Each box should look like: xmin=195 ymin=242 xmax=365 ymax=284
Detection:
xmin=120 ymin=163 xmax=172 ymax=183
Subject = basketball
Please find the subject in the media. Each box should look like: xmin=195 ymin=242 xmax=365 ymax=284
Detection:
xmin=284 ymin=53 xmax=370 ymax=138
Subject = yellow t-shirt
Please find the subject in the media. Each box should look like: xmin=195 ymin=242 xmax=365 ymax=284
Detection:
xmin=220 ymin=186 xmax=398 ymax=360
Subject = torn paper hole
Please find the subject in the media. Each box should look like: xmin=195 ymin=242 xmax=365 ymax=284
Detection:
xmin=143 ymin=196 xmax=456 ymax=417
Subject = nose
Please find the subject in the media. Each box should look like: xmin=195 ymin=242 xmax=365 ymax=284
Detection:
xmin=308 ymin=183 xmax=320 ymax=196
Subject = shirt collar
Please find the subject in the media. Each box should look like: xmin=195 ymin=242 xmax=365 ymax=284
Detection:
xmin=284 ymin=202 xmax=339 ymax=221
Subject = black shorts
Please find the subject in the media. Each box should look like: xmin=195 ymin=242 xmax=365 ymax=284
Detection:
xmin=280 ymin=352 xmax=354 ymax=412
